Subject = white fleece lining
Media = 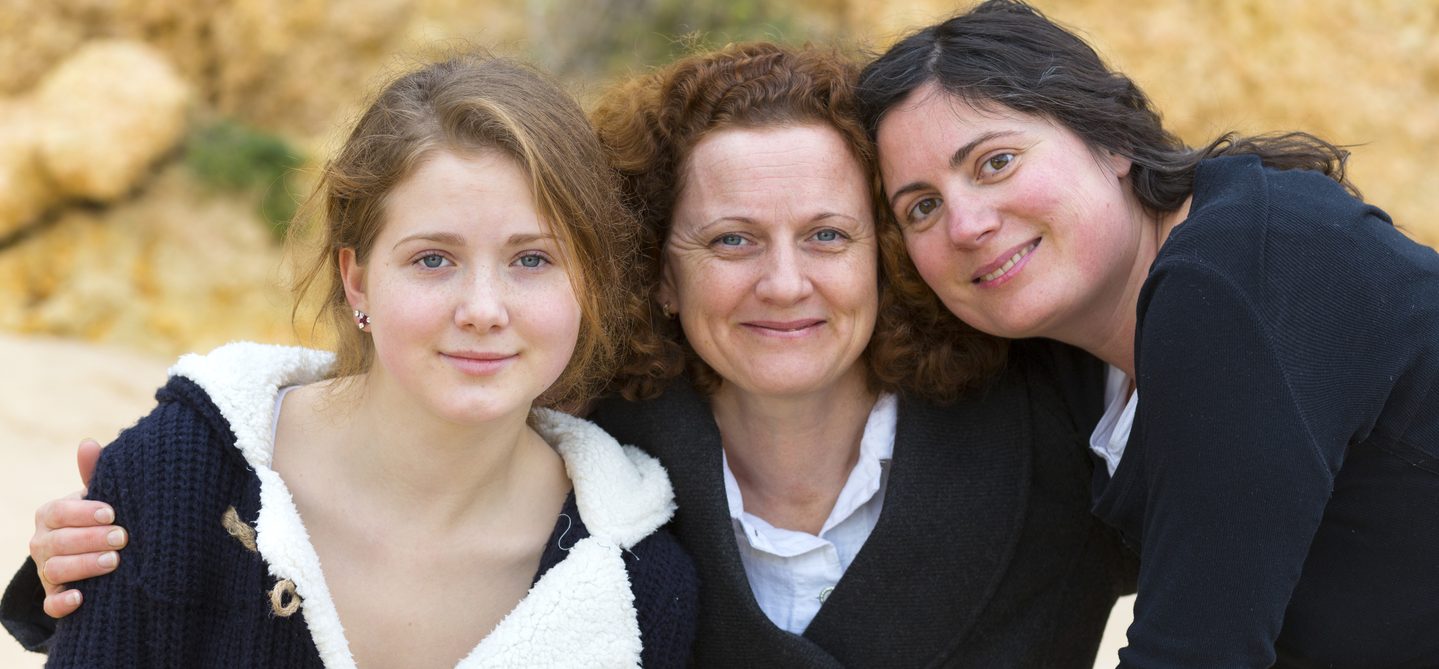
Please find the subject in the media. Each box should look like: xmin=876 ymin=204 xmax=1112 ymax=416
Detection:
xmin=170 ymin=342 xmax=674 ymax=668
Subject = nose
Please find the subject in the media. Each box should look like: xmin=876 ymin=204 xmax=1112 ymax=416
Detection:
xmin=944 ymin=198 xmax=1001 ymax=249
xmin=754 ymin=241 xmax=813 ymax=305
xmin=455 ymin=265 xmax=510 ymax=331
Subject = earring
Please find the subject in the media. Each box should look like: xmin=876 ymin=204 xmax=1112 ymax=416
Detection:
xmin=660 ymin=302 xmax=675 ymax=319
xmin=353 ymin=309 xmax=371 ymax=331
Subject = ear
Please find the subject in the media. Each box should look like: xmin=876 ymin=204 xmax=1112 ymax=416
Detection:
xmin=338 ymin=247 xmax=368 ymax=313
xmin=1105 ymin=149 xmax=1133 ymax=180
xmin=656 ymin=258 xmax=679 ymax=316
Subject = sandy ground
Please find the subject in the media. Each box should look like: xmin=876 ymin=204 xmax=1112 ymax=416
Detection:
xmin=0 ymin=333 xmax=1133 ymax=667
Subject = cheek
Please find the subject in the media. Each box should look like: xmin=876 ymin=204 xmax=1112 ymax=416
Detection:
xmin=673 ymin=259 xmax=746 ymax=322
xmin=903 ymin=229 xmax=953 ymax=288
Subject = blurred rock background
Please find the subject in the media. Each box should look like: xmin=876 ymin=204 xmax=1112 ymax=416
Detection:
xmin=0 ymin=1 xmax=1435 ymax=666
xmin=0 ymin=0 xmax=1435 ymax=356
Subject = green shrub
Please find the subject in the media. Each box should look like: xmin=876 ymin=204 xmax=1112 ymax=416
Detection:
xmin=184 ymin=120 xmax=304 ymax=240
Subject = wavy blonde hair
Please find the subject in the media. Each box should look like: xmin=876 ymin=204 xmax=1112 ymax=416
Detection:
xmin=289 ymin=52 xmax=647 ymax=409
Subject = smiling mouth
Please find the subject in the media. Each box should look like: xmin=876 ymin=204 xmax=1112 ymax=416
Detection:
xmin=743 ymin=320 xmax=825 ymax=336
xmin=441 ymin=352 xmax=517 ymax=375
xmin=974 ymin=240 xmax=1040 ymax=284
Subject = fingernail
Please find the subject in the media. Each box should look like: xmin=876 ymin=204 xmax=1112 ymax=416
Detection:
xmin=68 ymin=590 xmax=82 ymax=606
xmin=95 ymin=507 xmax=114 ymax=524
xmin=106 ymin=529 xmax=126 ymax=547
xmin=98 ymin=552 xmax=118 ymax=569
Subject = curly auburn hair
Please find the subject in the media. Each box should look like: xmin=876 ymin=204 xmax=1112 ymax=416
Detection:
xmin=592 ymin=42 xmax=1007 ymax=402
xmin=289 ymin=52 xmax=648 ymax=410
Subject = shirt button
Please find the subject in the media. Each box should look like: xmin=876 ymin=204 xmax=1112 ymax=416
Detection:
xmin=818 ymin=587 xmax=834 ymax=603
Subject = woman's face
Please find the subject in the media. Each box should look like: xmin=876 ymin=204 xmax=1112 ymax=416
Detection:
xmin=660 ymin=124 xmax=878 ymax=399
xmin=876 ymin=84 xmax=1141 ymax=343
xmin=341 ymin=149 xmax=582 ymax=425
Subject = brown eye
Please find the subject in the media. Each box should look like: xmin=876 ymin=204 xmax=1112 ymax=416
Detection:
xmin=984 ymin=153 xmax=1014 ymax=175
xmin=907 ymin=197 xmax=941 ymax=223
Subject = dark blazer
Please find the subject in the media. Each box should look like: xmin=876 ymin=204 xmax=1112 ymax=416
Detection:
xmin=591 ymin=341 xmax=1136 ymax=668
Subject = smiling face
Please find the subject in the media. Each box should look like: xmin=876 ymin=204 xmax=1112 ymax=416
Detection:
xmin=660 ymin=124 xmax=878 ymax=399
xmin=876 ymin=84 xmax=1145 ymax=345
xmin=341 ymin=149 xmax=581 ymax=425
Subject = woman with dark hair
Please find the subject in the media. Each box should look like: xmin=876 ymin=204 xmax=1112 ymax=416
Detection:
xmin=858 ymin=1 xmax=1439 ymax=666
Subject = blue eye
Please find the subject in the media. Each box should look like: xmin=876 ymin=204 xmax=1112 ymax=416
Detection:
xmin=516 ymin=253 xmax=548 ymax=268
xmin=418 ymin=254 xmax=447 ymax=268
xmin=813 ymin=229 xmax=840 ymax=242
xmin=718 ymin=233 xmax=745 ymax=246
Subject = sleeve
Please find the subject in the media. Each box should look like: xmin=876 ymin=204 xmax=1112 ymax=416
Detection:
xmin=626 ymin=529 xmax=699 ymax=669
xmin=0 ymin=558 xmax=55 ymax=653
xmin=42 ymin=398 xmax=222 ymax=669
xmin=1117 ymin=262 xmax=1337 ymax=668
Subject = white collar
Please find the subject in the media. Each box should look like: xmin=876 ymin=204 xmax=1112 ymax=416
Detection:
xmin=722 ymin=392 xmax=897 ymax=548
xmin=1089 ymin=364 xmax=1138 ymax=477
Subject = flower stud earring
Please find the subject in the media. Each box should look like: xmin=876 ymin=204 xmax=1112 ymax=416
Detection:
xmin=353 ymin=309 xmax=371 ymax=331
xmin=661 ymin=302 xmax=675 ymax=319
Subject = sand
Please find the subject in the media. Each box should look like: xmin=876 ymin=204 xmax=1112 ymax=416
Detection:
xmin=0 ymin=333 xmax=1132 ymax=666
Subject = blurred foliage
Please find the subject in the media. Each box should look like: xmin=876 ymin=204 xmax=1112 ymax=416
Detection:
xmin=184 ymin=120 xmax=303 ymax=240
xmin=527 ymin=0 xmax=843 ymax=79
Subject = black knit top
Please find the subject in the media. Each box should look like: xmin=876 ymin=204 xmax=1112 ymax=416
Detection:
xmin=1099 ymin=155 xmax=1439 ymax=667
xmin=4 ymin=367 xmax=697 ymax=668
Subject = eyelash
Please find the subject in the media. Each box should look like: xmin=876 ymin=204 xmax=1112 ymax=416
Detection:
xmin=513 ymin=252 xmax=552 ymax=269
xmin=415 ymin=253 xmax=451 ymax=269
xmin=410 ymin=251 xmax=553 ymax=270
xmin=980 ymin=152 xmax=1015 ymax=177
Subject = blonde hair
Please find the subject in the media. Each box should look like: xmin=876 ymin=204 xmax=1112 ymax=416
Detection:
xmin=290 ymin=52 xmax=645 ymax=409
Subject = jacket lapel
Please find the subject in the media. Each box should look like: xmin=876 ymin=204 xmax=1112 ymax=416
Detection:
xmin=803 ymin=372 xmax=1033 ymax=666
xmin=591 ymin=380 xmax=846 ymax=667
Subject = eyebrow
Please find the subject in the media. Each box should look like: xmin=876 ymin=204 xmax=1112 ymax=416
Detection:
xmin=886 ymin=130 xmax=1020 ymax=210
xmin=391 ymin=232 xmax=557 ymax=250
xmin=697 ymin=212 xmax=859 ymax=231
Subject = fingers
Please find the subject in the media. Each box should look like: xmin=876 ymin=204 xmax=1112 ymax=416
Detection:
xmin=36 ymin=496 xmax=115 ymax=532
xmin=48 ymin=525 xmax=127 ymax=558
xmin=31 ymin=497 xmax=124 ymax=592
xmin=77 ymin=438 xmax=101 ymax=488
xmin=43 ymin=588 xmax=83 ymax=619
xmin=39 ymin=551 xmax=119 ymax=590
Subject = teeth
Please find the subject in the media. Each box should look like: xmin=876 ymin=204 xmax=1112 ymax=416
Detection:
xmin=979 ymin=243 xmax=1035 ymax=283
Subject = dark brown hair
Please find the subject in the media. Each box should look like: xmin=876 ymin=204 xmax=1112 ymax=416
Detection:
xmin=856 ymin=0 xmax=1357 ymax=217
xmin=593 ymin=42 xmax=1008 ymax=401
xmin=289 ymin=52 xmax=647 ymax=409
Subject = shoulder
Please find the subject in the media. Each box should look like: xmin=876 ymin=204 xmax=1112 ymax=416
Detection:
xmin=534 ymin=409 xmax=678 ymax=549
xmin=587 ymin=377 xmax=713 ymax=457
xmin=86 ymin=375 xmax=253 ymax=602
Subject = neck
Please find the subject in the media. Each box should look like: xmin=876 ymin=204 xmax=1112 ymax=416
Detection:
xmin=710 ymin=364 xmax=877 ymax=534
xmin=301 ymin=373 xmax=561 ymax=533
xmin=1059 ymin=195 xmax=1193 ymax=380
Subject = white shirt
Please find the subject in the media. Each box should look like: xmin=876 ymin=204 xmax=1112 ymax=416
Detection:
xmin=1089 ymin=364 xmax=1138 ymax=476
xmin=721 ymin=393 xmax=898 ymax=634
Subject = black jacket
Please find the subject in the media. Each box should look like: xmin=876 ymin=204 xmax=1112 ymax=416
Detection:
xmin=591 ymin=341 xmax=1136 ymax=668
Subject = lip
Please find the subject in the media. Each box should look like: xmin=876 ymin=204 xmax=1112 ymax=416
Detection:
xmin=440 ymin=351 xmax=517 ymax=376
xmin=740 ymin=319 xmax=826 ymax=339
xmin=971 ymin=238 xmax=1041 ymax=287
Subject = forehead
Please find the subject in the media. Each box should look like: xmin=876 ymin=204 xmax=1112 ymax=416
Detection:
xmin=678 ymin=124 xmax=872 ymax=215
xmin=381 ymin=149 xmax=553 ymax=239
xmin=879 ymin=84 xmax=1034 ymax=142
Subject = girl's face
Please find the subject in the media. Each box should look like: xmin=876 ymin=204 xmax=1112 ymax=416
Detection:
xmin=659 ymin=124 xmax=878 ymax=399
xmin=876 ymin=84 xmax=1141 ymax=344
xmin=341 ymin=149 xmax=581 ymax=426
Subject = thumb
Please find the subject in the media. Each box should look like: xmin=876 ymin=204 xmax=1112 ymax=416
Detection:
xmin=77 ymin=439 xmax=101 ymax=489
